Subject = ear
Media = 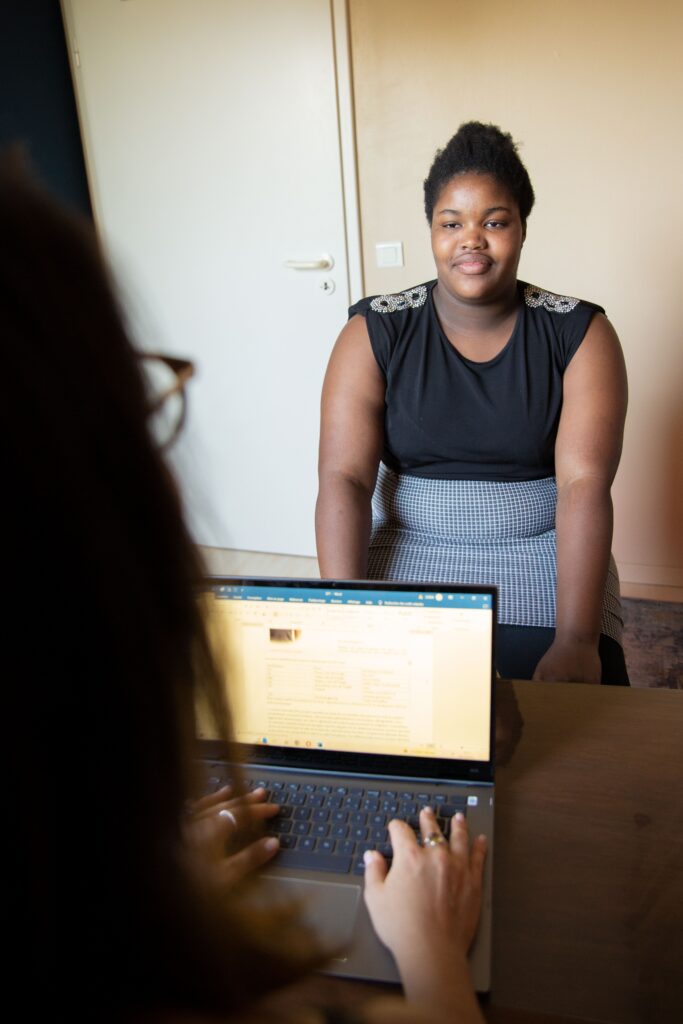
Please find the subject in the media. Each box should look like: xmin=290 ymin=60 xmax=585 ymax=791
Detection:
xmin=521 ymin=222 xmax=527 ymax=245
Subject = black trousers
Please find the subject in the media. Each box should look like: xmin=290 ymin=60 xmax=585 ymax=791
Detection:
xmin=496 ymin=625 xmax=630 ymax=685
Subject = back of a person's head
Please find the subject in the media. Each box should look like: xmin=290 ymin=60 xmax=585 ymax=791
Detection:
xmin=1 ymin=155 xmax=312 ymax=1019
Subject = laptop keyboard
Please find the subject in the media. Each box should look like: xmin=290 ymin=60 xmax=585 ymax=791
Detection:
xmin=201 ymin=764 xmax=468 ymax=876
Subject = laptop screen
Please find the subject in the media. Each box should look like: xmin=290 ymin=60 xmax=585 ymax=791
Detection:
xmin=199 ymin=578 xmax=495 ymax=776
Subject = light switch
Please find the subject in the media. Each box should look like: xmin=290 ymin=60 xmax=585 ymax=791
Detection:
xmin=375 ymin=241 xmax=404 ymax=268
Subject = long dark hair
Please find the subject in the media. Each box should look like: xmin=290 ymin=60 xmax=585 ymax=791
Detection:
xmin=2 ymin=153 xmax=313 ymax=1020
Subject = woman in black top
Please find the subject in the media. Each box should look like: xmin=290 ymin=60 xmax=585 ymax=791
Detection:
xmin=316 ymin=122 xmax=629 ymax=685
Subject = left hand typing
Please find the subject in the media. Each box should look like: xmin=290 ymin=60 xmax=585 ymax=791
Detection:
xmin=184 ymin=784 xmax=280 ymax=889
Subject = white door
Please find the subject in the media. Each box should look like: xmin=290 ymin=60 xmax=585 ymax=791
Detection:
xmin=61 ymin=0 xmax=359 ymax=555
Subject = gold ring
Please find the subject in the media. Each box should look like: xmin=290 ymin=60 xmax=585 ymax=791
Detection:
xmin=423 ymin=831 xmax=447 ymax=847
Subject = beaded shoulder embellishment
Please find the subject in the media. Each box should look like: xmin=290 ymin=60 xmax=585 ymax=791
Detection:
xmin=369 ymin=285 xmax=428 ymax=314
xmin=524 ymin=284 xmax=580 ymax=313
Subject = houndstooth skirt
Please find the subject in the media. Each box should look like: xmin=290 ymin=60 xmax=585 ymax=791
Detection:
xmin=367 ymin=463 xmax=623 ymax=643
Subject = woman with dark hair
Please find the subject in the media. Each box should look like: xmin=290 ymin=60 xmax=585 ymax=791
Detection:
xmin=316 ymin=122 xmax=629 ymax=686
xmin=3 ymin=154 xmax=486 ymax=1023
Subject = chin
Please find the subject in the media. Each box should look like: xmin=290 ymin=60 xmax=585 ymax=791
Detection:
xmin=452 ymin=281 xmax=497 ymax=302
xmin=450 ymin=274 xmax=511 ymax=303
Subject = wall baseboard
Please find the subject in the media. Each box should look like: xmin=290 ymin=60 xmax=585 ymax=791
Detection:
xmin=620 ymin=581 xmax=682 ymax=603
xmin=618 ymin=562 xmax=683 ymax=602
xmin=199 ymin=546 xmax=319 ymax=579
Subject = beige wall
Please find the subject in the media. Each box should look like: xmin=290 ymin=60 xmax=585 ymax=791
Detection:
xmin=349 ymin=0 xmax=683 ymax=599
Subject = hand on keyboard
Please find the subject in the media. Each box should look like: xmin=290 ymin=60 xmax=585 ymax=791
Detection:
xmin=362 ymin=807 xmax=487 ymax=987
xmin=184 ymin=784 xmax=281 ymax=890
xmin=237 ymin=775 xmax=470 ymax=876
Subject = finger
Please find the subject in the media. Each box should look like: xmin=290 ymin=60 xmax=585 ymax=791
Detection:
xmin=418 ymin=805 xmax=444 ymax=845
xmin=242 ymin=801 xmax=280 ymax=821
xmin=191 ymin=784 xmax=233 ymax=813
xmin=449 ymin=811 xmax=470 ymax=857
xmin=362 ymin=849 xmax=388 ymax=894
xmin=237 ymin=786 xmax=269 ymax=804
xmin=194 ymin=797 xmax=280 ymax=830
xmin=191 ymin=783 xmax=270 ymax=818
xmin=387 ymin=817 xmax=420 ymax=855
xmin=217 ymin=788 xmax=271 ymax=815
xmin=193 ymin=787 xmax=269 ymax=821
xmin=469 ymin=833 xmax=488 ymax=886
xmin=215 ymin=801 xmax=280 ymax=835
xmin=217 ymin=835 xmax=280 ymax=888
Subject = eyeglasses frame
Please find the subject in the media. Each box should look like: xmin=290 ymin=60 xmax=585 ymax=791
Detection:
xmin=139 ymin=352 xmax=196 ymax=449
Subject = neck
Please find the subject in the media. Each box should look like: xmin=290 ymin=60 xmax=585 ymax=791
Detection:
xmin=433 ymin=280 xmax=519 ymax=335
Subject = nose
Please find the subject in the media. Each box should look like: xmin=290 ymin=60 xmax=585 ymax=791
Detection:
xmin=460 ymin=224 xmax=484 ymax=249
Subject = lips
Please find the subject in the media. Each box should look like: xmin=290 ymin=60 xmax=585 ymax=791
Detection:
xmin=453 ymin=253 xmax=493 ymax=275
xmin=454 ymin=253 xmax=492 ymax=267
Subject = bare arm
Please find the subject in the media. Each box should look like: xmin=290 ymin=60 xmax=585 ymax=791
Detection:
xmin=534 ymin=313 xmax=628 ymax=683
xmin=315 ymin=315 xmax=386 ymax=578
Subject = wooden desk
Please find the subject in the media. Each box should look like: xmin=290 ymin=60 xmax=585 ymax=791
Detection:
xmin=273 ymin=681 xmax=683 ymax=1024
xmin=489 ymin=680 xmax=683 ymax=1023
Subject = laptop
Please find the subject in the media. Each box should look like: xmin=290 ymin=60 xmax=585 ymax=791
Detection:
xmin=197 ymin=576 xmax=496 ymax=991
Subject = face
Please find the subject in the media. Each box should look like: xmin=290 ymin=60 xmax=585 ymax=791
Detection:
xmin=430 ymin=172 xmax=525 ymax=305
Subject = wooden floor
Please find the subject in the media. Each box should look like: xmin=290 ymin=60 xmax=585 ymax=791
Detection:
xmin=200 ymin=548 xmax=682 ymax=690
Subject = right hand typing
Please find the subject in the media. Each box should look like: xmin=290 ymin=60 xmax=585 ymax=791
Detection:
xmin=363 ymin=807 xmax=487 ymax=1016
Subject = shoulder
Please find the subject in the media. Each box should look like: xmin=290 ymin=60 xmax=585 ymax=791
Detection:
xmin=521 ymin=282 xmax=605 ymax=317
xmin=348 ymin=282 xmax=435 ymax=376
xmin=348 ymin=281 xmax=434 ymax=320
xmin=520 ymin=282 xmax=606 ymax=366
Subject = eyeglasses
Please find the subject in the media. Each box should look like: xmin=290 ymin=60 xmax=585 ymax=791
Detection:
xmin=138 ymin=353 xmax=195 ymax=450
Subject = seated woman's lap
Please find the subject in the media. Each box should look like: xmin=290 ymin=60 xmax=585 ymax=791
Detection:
xmin=496 ymin=625 xmax=630 ymax=685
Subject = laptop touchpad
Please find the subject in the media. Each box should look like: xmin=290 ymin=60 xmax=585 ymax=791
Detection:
xmin=260 ymin=877 xmax=360 ymax=959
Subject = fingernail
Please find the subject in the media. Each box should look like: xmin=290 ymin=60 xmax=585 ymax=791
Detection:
xmin=455 ymin=812 xmax=465 ymax=822
xmin=478 ymin=834 xmax=487 ymax=846
xmin=363 ymin=850 xmax=376 ymax=864
xmin=264 ymin=836 xmax=279 ymax=852
xmin=422 ymin=805 xmax=433 ymax=814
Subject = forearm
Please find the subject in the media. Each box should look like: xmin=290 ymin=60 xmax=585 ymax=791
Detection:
xmin=397 ymin=945 xmax=484 ymax=1024
xmin=555 ymin=476 xmax=613 ymax=644
xmin=315 ymin=472 xmax=374 ymax=578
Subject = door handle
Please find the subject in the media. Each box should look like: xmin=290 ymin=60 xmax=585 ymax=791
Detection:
xmin=283 ymin=255 xmax=334 ymax=271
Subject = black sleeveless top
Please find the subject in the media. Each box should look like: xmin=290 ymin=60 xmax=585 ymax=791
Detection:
xmin=348 ymin=280 xmax=604 ymax=481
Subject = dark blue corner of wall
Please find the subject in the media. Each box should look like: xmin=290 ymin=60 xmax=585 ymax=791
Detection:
xmin=0 ymin=1 xmax=92 ymax=215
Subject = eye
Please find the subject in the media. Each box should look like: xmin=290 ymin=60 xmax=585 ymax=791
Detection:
xmin=485 ymin=220 xmax=508 ymax=229
xmin=442 ymin=221 xmax=460 ymax=230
